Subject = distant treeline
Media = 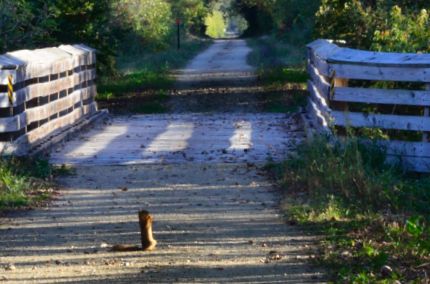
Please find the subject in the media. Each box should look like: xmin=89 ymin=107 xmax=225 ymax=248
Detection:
xmin=237 ymin=0 xmax=430 ymax=52
xmin=1 ymin=0 xmax=429 ymax=75
xmin=0 ymin=0 xmax=212 ymax=75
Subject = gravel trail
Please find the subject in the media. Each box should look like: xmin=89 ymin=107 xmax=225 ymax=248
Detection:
xmin=0 ymin=39 xmax=325 ymax=283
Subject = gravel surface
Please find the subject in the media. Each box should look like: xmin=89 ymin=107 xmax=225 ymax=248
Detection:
xmin=0 ymin=39 xmax=325 ymax=283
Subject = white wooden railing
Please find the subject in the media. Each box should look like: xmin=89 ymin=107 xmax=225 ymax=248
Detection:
xmin=306 ymin=39 xmax=430 ymax=172
xmin=0 ymin=45 xmax=99 ymax=155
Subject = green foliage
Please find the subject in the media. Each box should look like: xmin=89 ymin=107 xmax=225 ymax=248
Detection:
xmin=115 ymin=0 xmax=172 ymax=49
xmin=315 ymin=0 xmax=430 ymax=53
xmin=97 ymin=70 xmax=172 ymax=100
xmin=372 ymin=6 xmax=430 ymax=53
xmin=0 ymin=157 xmax=53 ymax=210
xmin=272 ymin=136 xmax=430 ymax=282
xmin=171 ymin=0 xmax=208 ymax=35
xmin=205 ymin=10 xmax=226 ymax=38
xmin=281 ymin=136 xmax=430 ymax=213
xmin=0 ymin=1 xmax=56 ymax=52
xmin=0 ymin=0 xmax=209 ymax=75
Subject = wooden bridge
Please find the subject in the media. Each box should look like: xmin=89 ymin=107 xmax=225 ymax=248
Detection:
xmin=0 ymin=40 xmax=429 ymax=172
xmin=0 ymin=40 xmax=301 ymax=166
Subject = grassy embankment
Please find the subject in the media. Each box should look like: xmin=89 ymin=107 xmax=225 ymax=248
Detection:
xmin=0 ymin=157 xmax=60 ymax=212
xmin=246 ymin=36 xmax=308 ymax=113
xmin=97 ymin=37 xmax=210 ymax=113
xmin=267 ymin=136 xmax=430 ymax=282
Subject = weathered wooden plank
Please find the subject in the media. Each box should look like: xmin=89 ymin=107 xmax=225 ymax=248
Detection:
xmin=58 ymin=45 xmax=94 ymax=67
xmin=6 ymin=48 xmax=74 ymax=80
xmin=0 ymin=112 xmax=27 ymax=132
xmin=25 ymin=86 xmax=95 ymax=125
xmin=307 ymin=40 xmax=343 ymax=77
xmin=333 ymin=87 xmax=430 ymax=106
xmin=332 ymin=111 xmax=430 ymax=131
xmin=307 ymin=63 xmax=330 ymax=97
xmin=24 ymin=101 xmax=97 ymax=144
xmin=387 ymin=155 xmax=430 ymax=173
xmin=0 ymin=86 xmax=95 ymax=132
xmin=307 ymin=80 xmax=331 ymax=118
xmin=0 ymin=45 xmax=94 ymax=84
xmin=329 ymin=63 xmax=430 ymax=82
xmin=307 ymin=40 xmax=341 ymax=61
xmin=0 ymin=69 xmax=96 ymax=107
xmin=307 ymin=98 xmax=331 ymax=131
xmin=373 ymin=140 xmax=430 ymax=157
xmin=49 ymin=113 xmax=299 ymax=165
xmin=424 ymin=84 xmax=430 ymax=142
xmin=327 ymin=47 xmax=430 ymax=68
xmin=74 ymin=44 xmax=97 ymax=65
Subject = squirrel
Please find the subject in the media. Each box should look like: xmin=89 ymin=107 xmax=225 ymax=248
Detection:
xmin=110 ymin=210 xmax=157 ymax=252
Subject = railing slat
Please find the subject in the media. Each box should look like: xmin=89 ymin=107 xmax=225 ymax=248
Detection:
xmin=333 ymin=87 xmax=430 ymax=106
xmin=331 ymin=111 xmax=430 ymax=132
xmin=329 ymin=63 xmax=430 ymax=82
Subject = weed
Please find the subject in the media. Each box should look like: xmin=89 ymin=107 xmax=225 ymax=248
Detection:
xmin=269 ymin=135 xmax=430 ymax=282
xmin=97 ymin=70 xmax=173 ymax=99
xmin=258 ymin=67 xmax=308 ymax=86
xmin=52 ymin=164 xmax=76 ymax=176
xmin=0 ymin=156 xmax=53 ymax=210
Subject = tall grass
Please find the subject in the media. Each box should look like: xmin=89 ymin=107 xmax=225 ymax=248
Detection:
xmin=269 ymin=135 xmax=430 ymax=282
xmin=0 ymin=157 xmax=52 ymax=210
xmin=281 ymin=136 xmax=430 ymax=215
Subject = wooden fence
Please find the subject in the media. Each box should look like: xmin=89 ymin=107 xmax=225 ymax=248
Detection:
xmin=0 ymin=44 xmax=100 ymax=155
xmin=306 ymin=39 xmax=430 ymax=172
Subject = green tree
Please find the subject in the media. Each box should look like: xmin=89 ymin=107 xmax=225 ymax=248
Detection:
xmin=171 ymin=0 xmax=207 ymax=36
xmin=114 ymin=0 xmax=172 ymax=48
xmin=372 ymin=6 xmax=430 ymax=52
xmin=205 ymin=10 xmax=226 ymax=38
xmin=0 ymin=0 xmax=54 ymax=53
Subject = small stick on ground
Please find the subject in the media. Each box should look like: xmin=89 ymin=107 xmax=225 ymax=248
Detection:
xmin=139 ymin=210 xmax=157 ymax=251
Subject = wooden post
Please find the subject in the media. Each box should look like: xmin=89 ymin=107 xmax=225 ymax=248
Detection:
xmin=138 ymin=210 xmax=157 ymax=251
xmin=334 ymin=78 xmax=349 ymax=111
xmin=424 ymin=84 xmax=430 ymax=142
xmin=176 ymin=18 xmax=181 ymax=50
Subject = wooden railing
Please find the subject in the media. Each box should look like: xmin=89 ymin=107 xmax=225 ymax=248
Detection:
xmin=306 ymin=39 xmax=430 ymax=172
xmin=0 ymin=44 xmax=99 ymax=155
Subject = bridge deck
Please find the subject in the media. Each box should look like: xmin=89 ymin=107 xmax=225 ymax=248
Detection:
xmin=50 ymin=113 xmax=302 ymax=166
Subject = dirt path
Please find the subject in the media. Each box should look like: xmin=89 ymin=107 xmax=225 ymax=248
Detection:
xmin=180 ymin=40 xmax=254 ymax=73
xmin=169 ymin=39 xmax=260 ymax=113
xmin=0 ymin=40 xmax=325 ymax=283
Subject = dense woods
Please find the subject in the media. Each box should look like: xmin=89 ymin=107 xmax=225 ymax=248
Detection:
xmin=0 ymin=0 xmax=211 ymax=75
xmin=238 ymin=0 xmax=430 ymax=52
xmin=1 ymin=0 xmax=428 ymax=75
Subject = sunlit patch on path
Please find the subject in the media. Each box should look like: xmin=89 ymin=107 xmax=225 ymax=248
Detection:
xmin=50 ymin=113 xmax=303 ymax=166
